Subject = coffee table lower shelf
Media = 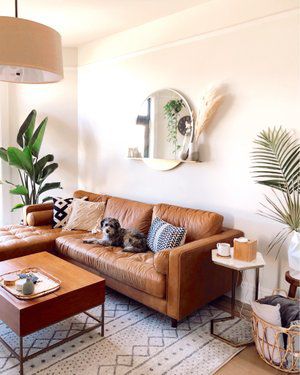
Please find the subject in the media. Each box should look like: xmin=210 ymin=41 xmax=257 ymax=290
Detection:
xmin=0 ymin=304 xmax=104 ymax=375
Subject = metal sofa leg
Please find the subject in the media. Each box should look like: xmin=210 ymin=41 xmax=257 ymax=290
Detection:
xmin=171 ymin=318 xmax=178 ymax=328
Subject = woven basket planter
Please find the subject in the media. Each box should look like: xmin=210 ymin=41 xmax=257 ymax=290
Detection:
xmin=251 ymin=291 xmax=300 ymax=373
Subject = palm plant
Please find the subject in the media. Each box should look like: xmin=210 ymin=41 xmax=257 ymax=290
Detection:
xmin=251 ymin=127 xmax=300 ymax=257
xmin=0 ymin=110 xmax=61 ymax=211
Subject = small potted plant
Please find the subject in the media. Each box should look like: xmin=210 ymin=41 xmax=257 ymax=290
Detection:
xmin=163 ymin=99 xmax=185 ymax=157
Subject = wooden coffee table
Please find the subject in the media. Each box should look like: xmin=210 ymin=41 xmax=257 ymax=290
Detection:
xmin=0 ymin=252 xmax=105 ymax=374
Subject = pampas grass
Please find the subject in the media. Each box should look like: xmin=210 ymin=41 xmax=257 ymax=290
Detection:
xmin=194 ymin=85 xmax=224 ymax=143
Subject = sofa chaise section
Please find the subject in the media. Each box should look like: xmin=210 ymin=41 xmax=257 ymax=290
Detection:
xmin=0 ymin=224 xmax=86 ymax=261
xmin=0 ymin=195 xmax=107 ymax=262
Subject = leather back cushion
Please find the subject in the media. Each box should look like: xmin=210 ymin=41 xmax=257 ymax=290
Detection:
xmin=104 ymin=197 xmax=153 ymax=235
xmin=153 ymin=204 xmax=223 ymax=242
xmin=73 ymin=190 xmax=110 ymax=203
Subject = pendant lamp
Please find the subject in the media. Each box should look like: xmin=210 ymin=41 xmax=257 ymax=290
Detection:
xmin=0 ymin=0 xmax=63 ymax=83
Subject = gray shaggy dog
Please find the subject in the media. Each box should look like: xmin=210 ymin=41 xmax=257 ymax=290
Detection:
xmin=83 ymin=217 xmax=148 ymax=253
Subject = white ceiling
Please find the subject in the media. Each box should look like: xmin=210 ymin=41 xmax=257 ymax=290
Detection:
xmin=1 ymin=0 xmax=210 ymax=47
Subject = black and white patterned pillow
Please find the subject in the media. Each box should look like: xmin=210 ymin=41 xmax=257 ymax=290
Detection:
xmin=147 ymin=217 xmax=187 ymax=253
xmin=53 ymin=197 xmax=74 ymax=228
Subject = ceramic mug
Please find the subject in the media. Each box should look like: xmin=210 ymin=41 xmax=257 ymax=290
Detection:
xmin=217 ymin=242 xmax=231 ymax=257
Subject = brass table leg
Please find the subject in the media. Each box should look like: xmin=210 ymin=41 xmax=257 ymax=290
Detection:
xmin=101 ymin=303 xmax=105 ymax=336
xmin=255 ymin=268 xmax=259 ymax=300
xmin=231 ymin=269 xmax=236 ymax=318
xmin=210 ymin=269 xmax=255 ymax=347
xmin=19 ymin=336 xmax=24 ymax=375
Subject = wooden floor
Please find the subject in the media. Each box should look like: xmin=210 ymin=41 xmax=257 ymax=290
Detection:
xmin=216 ymin=345 xmax=281 ymax=374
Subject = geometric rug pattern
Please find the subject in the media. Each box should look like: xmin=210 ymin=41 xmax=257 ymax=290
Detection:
xmin=0 ymin=289 xmax=250 ymax=375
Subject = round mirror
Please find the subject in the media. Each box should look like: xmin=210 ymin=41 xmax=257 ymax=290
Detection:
xmin=129 ymin=89 xmax=194 ymax=170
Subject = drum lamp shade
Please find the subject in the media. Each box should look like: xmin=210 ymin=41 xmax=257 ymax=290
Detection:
xmin=0 ymin=16 xmax=63 ymax=84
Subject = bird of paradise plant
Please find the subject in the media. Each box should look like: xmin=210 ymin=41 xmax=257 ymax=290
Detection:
xmin=0 ymin=110 xmax=61 ymax=211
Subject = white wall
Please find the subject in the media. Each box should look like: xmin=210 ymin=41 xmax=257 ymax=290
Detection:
xmin=0 ymin=84 xmax=11 ymax=224
xmin=0 ymin=0 xmax=298 ymax=303
xmin=78 ymin=0 xmax=300 ymax=302
xmin=0 ymin=48 xmax=78 ymax=224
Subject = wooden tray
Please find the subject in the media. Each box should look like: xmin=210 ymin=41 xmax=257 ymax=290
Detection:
xmin=0 ymin=267 xmax=61 ymax=300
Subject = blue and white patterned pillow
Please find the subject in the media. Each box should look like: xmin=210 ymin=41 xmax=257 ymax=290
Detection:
xmin=147 ymin=217 xmax=187 ymax=253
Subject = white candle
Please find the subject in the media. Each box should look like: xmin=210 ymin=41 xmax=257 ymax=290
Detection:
xmin=15 ymin=279 xmax=26 ymax=291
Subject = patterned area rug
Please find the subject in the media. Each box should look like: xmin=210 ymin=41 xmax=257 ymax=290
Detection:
xmin=0 ymin=289 xmax=251 ymax=375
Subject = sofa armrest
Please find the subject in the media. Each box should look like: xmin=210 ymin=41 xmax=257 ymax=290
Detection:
xmin=167 ymin=228 xmax=243 ymax=321
xmin=154 ymin=249 xmax=171 ymax=275
xmin=23 ymin=203 xmax=54 ymax=226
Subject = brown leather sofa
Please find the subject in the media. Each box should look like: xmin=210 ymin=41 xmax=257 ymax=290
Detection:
xmin=0 ymin=190 xmax=243 ymax=326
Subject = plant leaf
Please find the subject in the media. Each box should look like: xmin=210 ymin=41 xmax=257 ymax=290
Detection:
xmin=251 ymin=127 xmax=300 ymax=193
xmin=0 ymin=147 xmax=8 ymax=162
xmin=38 ymin=163 xmax=58 ymax=183
xmin=42 ymin=196 xmax=54 ymax=203
xmin=4 ymin=180 xmax=17 ymax=187
xmin=11 ymin=203 xmax=25 ymax=212
xmin=34 ymin=154 xmax=54 ymax=181
xmin=17 ymin=110 xmax=36 ymax=148
xmin=7 ymin=147 xmax=33 ymax=175
xmin=29 ymin=117 xmax=48 ymax=157
xmin=9 ymin=185 xmax=29 ymax=196
xmin=38 ymin=182 xmax=61 ymax=195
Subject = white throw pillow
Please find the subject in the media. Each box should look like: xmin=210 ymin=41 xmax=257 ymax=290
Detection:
xmin=251 ymin=301 xmax=283 ymax=364
xmin=64 ymin=199 xmax=106 ymax=232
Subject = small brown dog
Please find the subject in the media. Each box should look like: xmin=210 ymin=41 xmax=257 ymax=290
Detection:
xmin=83 ymin=217 xmax=148 ymax=253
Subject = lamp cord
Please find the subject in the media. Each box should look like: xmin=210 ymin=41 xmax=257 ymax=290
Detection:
xmin=15 ymin=0 xmax=18 ymax=18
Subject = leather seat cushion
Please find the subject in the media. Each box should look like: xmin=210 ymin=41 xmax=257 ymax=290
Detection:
xmin=55 ymin=233 xmax=166 ymax=298
xmin=153 ymin=204 xmax=223 ymax=242
xmin=104 ymin=197 xmax=153 ymax=235
xmin=0 ymin=225 xmax=86 ymax=261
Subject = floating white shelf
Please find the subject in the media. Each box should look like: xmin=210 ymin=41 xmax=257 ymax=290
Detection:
xmin=127 ymin=157 xmax=200 ymax=163
xmin=127 ymin=157 xmax=201 ymax=171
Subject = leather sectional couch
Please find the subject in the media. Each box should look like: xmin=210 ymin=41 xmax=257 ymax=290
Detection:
xmin=0 ymin=190 xmax=243 ymax=326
